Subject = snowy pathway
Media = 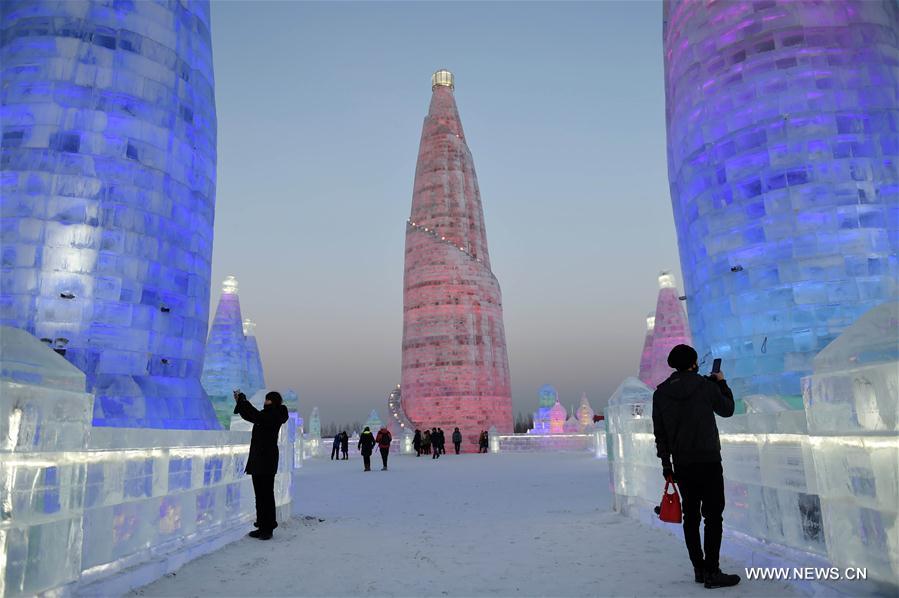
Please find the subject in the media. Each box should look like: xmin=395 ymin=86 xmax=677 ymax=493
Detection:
xmin=132 ymin=453 xmax=797 ymax=597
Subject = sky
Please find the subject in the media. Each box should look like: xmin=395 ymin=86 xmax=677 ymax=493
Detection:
xmin=208 ymin=1 xmax=683 ymax=427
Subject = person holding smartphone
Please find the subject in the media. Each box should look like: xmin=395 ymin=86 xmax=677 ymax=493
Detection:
xmin=651 ymin=345 xmax=739 ymax=589
xmin=233 ymin=389 xmax=289 ymax=540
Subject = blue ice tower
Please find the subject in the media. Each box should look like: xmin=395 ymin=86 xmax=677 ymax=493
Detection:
xmin=242 ymin=317 xmax=265 ymax=397
xmin=663 ymin=1 xmax=899 ymax=400
xmin=0 ymin=0 xmax=219 ymax=428
xmin=201 ymin=276 xmax=249 ymax=427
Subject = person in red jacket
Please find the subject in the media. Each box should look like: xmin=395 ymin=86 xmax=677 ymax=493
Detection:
xmin=375 ymin=427 xmax=393 ymax=470
xmin=233 ymin=390 xmax=289 ymax=540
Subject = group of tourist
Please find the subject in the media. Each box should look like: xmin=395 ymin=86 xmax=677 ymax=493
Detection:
xmin=412 ymin=426 xmax=473 ymax=457
xmin=329 ymin=431 xmax=350 ymax=460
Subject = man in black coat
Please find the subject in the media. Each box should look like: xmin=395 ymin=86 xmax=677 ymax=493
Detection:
xmin=357 ymin=426 xmax=376 ymax=471
xmin=234 ymin=390 xmax=289 ymax=540
xmin=652 ymin=344 xmax=740 ymax=589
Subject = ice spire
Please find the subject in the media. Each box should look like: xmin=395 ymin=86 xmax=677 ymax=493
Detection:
xmin=243 ymin=318 xmax=266 ymax=398
xmin=201 ymin=277 xmax=250 ymax=427
xmin=637 ymin=312 xmax=656 ymax=386
xmin=645 ymin=272 xmax=692 ymax=388
xmin=401 ymin=70 xmax=513 ymax=450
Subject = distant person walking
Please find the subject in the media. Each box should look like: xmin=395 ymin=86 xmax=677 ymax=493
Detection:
xmin=478 ymin=430 xmax=489 ymax=453
xmin=431 ymin=428 xmax=440 ymax=459
xmin=330 ymin=434 xmax=341 ymax=460
xmin=413 ymin=429 xmax=422 ymax=457
xmin=437 ymin=428 xmax=446 ymax=454
xmin=652 ymin=344 xmax=739 ymax=589
xmin=358 ymin=427 xmax=376 ymax=471
xmin=233 ymin=390 xmax=289 ymax=540
xmin=375 ymin=426 xmax=393 ymax=470
xmin=422 ymin=429 xmax=431 ymax=455
xmin=340 ymin=431 xmax=349 ymax=460
xmin=452 ymin=427 xmax=462 ymax=454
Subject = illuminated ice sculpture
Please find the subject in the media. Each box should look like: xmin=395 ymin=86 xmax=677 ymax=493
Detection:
xmin=530 ymin=384 xmax=558 ymax=434
xmin=664 ymin=0 xmax=899 ymax=400
xmin=642 ymin=273 xmax=692 ymax=389
xmin=0 ymin=0 xmax=219 ymax=429
xmin=201 ymin=277 xmax=252 ymax=427
xmin=400 ymin=70 xmax=513 ymax=451
xmin=243 ymin=318 xmax=266 ymax=398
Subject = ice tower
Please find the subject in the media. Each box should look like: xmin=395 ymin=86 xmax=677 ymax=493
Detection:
xmin=637 ymin=312 xmax=655 ymax=386
xmin=243 ymin=317 xmax=265 ymax=397
xmin=201 ymin=276 xmax=249 ymax=426
xmin=644 ymin=273 xmax=692 ymax=388
xmin=400 ymin=70 xmax=513 ymax=449
xmin=664 ymin=1 xmax=899 ymax=399
xmin=0 ymin=0 xmax=219 ymax=429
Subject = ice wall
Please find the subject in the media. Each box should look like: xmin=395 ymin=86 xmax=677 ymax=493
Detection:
xmin=664 ymin=0 xmax=899 ymax=400
xmin=802 ymin=302 xmax=898 ymax=584
xmin=1 ymin=327 xmax=94 ymax=595
xmin=401 ymin=70 xmax=513 ymax=449
xmin=201 ymin=277 xmax=248 ymax=427
xmin=0 ymin=0 xmax=219 ymax=429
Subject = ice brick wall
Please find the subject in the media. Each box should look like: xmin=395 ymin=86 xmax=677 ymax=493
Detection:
xmin=400 ymin=70 xmax=513 ymax=449
xmin=201 ymin=277 xmax=249 ymax=427
xmin=802 ymin=302 xmax=898 ymax=585
xmin=1 ymin=326 xmax=94 ymax=596
xmin=663 ymin=0 xmax=899 ymax=400
xmin=0 ymin=0 xmax=219 ymax=429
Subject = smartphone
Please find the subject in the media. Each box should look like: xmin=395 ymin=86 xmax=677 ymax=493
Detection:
xmin=711 ymin=358 xmax=722 ymax=374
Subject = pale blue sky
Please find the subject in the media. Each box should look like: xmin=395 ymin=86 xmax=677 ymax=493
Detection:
xmin=208 ymin=1 xmax=683 ymax=427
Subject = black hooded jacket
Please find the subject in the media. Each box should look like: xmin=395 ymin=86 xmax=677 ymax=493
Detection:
xmin=652 ymin=370 xmax=735 ymax=468
xmin=234 ymin=398 xmax=290 ymax=476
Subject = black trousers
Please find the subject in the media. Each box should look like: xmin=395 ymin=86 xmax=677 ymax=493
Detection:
xmin=341 ymin=449 xmax=348 ymax=459
xmin=251 ymin=474 xmax=277 ymax=532
xmin=380 ymin=447 xmax=389 ymax=468
xmin=362 ymin=454 xmax=371 ymax=470
xmin=454 ymin=442 xmax=461 ymax=454
xmin=331 ymin=446 xmax=339 ymax=459
xmin=675 ymin=461 xmax=725 ymax=572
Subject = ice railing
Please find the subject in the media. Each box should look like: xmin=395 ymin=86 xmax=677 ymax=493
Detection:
xmin=493 ymin=428 xmax=607 ymax=457
xmin=606 ymin=303 xmax=899 ymax=588
xmin=1 ymin=328 xmax=301 ymax=597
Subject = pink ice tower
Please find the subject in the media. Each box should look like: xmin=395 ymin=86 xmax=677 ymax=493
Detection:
xmin=400 ymin=70 xmax=513 ymax=450
xmin=644 ymin=272 xmax=693 ymax=388
xmin=637 ymin=312 xmax=656 ymax=386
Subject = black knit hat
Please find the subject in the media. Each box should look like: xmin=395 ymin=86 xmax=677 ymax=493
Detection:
xmin=667 ymin=344 xmax=698 ymax=371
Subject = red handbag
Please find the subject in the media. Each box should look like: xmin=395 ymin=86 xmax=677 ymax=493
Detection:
xmin=658 ymin=480 xmax=682 ymax=523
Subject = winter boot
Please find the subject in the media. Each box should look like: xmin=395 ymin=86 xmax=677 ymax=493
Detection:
xmin=704 ymin=569 xmax=740 ymax=588
xmin=257 ymin=531 xmax=273 ymax=541
xmin=694 ymin=568 xmax=704 ymax=583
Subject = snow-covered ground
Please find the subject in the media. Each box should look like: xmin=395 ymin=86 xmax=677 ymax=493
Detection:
xmin=132 ymin=453 xmax=797 ymax=597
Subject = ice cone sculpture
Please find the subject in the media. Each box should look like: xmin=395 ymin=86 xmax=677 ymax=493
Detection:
xmin=646 ymin=273 xmax=692 ymax=388
xmin=400 ymin=70 xmax=513 ymax=450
